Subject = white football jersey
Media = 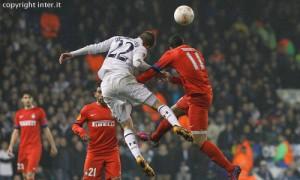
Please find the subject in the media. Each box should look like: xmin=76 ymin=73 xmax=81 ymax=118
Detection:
xmin=98 ymin=36 xmax=147 ymax=79
xmin=70 ymin=36 xmax=148 ymax=80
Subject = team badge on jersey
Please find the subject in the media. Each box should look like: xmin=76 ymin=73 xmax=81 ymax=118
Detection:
xmin=31 ymin=114 xmax=36 ymax=119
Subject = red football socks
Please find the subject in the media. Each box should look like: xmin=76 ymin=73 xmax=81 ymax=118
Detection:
xmin=151 ymin=121 xmax=235 ymax=173
xmin=200 ymin=140 xmax=235 ymax=172
xmin=150 ymin=119 xmax=172 ymax=142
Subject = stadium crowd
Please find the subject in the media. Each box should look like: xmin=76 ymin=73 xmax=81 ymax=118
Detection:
xmin=1 ymin=0 xmax=300 ymax=179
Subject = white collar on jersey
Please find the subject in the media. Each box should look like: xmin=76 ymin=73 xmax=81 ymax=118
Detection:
xmin=135 ymin=37 xmax=143 ymax=44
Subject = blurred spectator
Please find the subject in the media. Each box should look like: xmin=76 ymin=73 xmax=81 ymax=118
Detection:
xmin=85 ymin=55 xmax=105 ymax=74
xmin=40 ymin=140 xmax=55 ymax=180
xmin=235 ymin=138 xmax=254 ymax=166
xmin=232 ymin=146 xmax=255 ymax=180
xmin=178 ymin=115 xmax=190 ymax=131
xmin=274 ymin=136 xmax=294 ymax=168
xmin=209 ymin=49 xmax=224 ymax=63
xmin=176 ymin=162 xmax=191 ymax=180
xmin=40 ymin=12 xmax=60 ymax=39
xmin=277 ymin=39 xmax=296 ymax=56
xmin=54 ymin=137 xmax=71 ymax=180
xmin=151 ymin=144 xmax=172 ymax=180
xmin=70 ymin=141 xmax=85 ymax=180
xmin=251 ymin=21 xmax=276 ymax=50
xmin=217 ymin=123 xmax=235 ymax=156
xmin=208 ymin=119 xmax=223 ymax=144
xmin=279 ymin=169 xmax=299 ymax=180
xmin=256 ymin=160 xmax=274 ymax=180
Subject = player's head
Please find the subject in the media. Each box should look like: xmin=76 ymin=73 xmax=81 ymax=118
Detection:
xmin=240 ymin=145 xmax=247 ymax=153
xmin=94 ymin=87 xmax=105 ymax=105
xmin=168 ymin=34 xmax=184 ymax=49
xmin=139 ymin=31 xmax=156 ymax=49
xmin=21 ymin=91 xmax=34 ymax=108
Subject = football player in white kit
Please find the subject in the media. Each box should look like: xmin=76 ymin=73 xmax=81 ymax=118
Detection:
xmin=59 ymin=31 xmax=193 ymax=177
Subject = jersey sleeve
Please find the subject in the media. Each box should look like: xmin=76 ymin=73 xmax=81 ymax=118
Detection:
xmin=39 ymin=108 xmax=48 ymax=128
xmin=70 ymin=37 xmax=116 ymax=56
xmin=137 ymin=51 xmax=174 ymax=83
xmin=154 ymin=51 xmax=174 ymax=69
xmin=14 ymin=111 xmax=20 ymax=129
xmin=132 ymin=47 xmax=151 ymax=71
xmin=72 ymin=106 xmax=88 ymax=137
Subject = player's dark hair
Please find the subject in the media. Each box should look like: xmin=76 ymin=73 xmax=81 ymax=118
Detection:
xmin=96 ymin=81 xmax=102 ymax=92
xmin=21 ymin=90 xmax=35 ymax=99
xmin=96 ymin=81 xmax=102 ymax=89
xmin=169 ymin=34 xmax=184 ymax=48
xmin=139 ymin=31 xmax=156 ymax=48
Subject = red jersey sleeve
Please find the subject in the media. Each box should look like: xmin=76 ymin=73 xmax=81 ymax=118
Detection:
xmin=14 ymin=111 xmax=20 ymax=129
xmin=154 ymin=51 xmax=175 ymax=69
xmin=39 ymin=108 xmax=48 ymax=128
xmin=72 ymin=106 xmax=88 ymax=137
xmin=137 ymin=51 xmax=174 ymax=83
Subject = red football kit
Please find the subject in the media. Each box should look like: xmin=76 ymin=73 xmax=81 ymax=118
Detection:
xmin=138 ymin=44 xmax=213 ymax=133
xmin=72 ymin=102 xmax=120 ymax=180
xmin=14 ymin=107 xmax=48 ymax=173
xmin=138 ymin=44 xmax=237 ymax=175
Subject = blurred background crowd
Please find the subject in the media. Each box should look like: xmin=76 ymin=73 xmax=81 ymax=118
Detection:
xmin=1 ymin=0 xmax=300 ymax=179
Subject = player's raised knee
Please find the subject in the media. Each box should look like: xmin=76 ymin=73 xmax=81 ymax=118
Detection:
xmin=192 ymin=133 xmax=207 ymax=145
xmin=25 ymin=172 xmax=35 ymax=180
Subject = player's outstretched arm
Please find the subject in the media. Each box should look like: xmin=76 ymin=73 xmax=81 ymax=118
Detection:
xmin=7 ymin=129 xmax=19 ymax=157
xmin=136 ymin=66 xmax=160 ymax=83
xmin=43 ymin=127 xmax=58 ymax=157
xmin=137 ymin=51 xmax=173 ymax=83
xmin=59 ymin=37 xmax=115 ymax=64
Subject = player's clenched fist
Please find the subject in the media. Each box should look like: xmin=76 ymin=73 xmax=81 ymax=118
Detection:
xmin=50 ymin=146 xmax=58 ymax=157
xmin=80 ymin=134 xmax=91 ymax=142
xmin=59 ymin=52 xmax=73 ymax=64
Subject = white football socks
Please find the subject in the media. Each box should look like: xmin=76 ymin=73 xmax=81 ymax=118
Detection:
xmin=124 ymin=128 xmax=141 ymax=159
xmin=157 ymin=105 xmax=180 ymax=126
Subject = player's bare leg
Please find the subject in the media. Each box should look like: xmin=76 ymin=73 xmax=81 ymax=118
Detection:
xmin=138 ymin=105 xmax=186 ymax=144
xmin=120 ymin=118 xmax=155 ymax=177
xmin=146 ymin=97 xmax=193 ymax=142
xmin=186 ymin=103 xmax=240 ymax=180
xmin=193 ymin=133 xmax=240 ymax=180
xmin=25 ymin=172 xmax=35 ymax=180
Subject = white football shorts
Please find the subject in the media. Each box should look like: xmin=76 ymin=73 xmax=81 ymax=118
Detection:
xmin=101 ymin=73 xmax=156 ymax=122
